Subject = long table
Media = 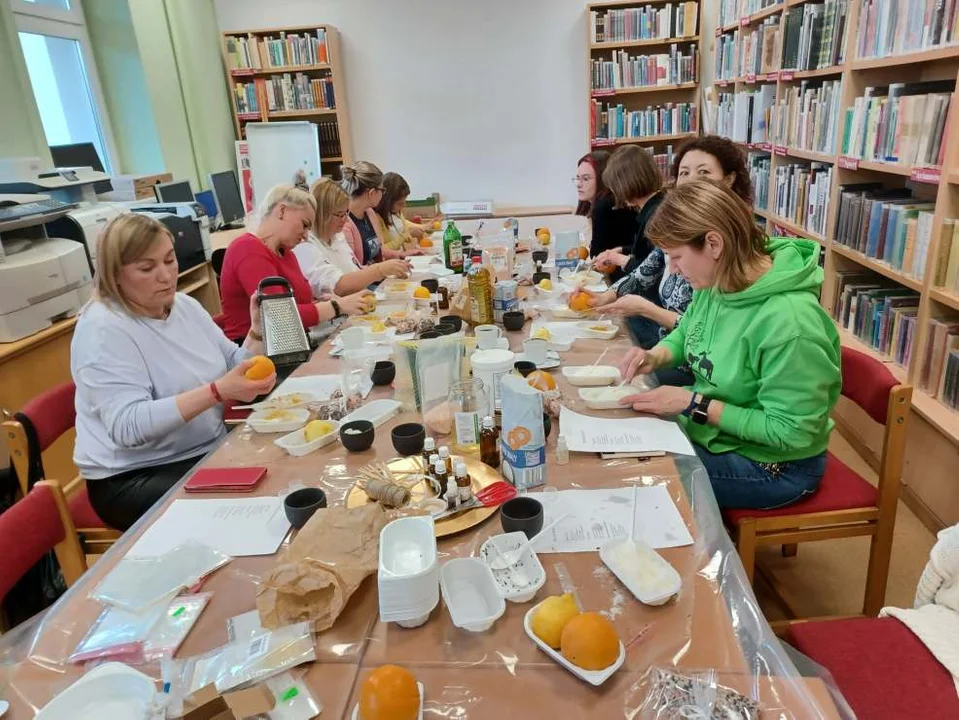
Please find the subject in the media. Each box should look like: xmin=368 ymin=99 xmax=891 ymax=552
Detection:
xmin=0 ymin=323 xmax=849 ymax=718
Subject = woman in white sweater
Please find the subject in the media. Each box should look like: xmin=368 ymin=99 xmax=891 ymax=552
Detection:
xmin=71 ymin=214 xmax=276 ymax=530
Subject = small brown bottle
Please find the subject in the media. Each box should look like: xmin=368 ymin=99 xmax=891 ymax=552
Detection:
xmin=479 ymin=415 xmax=500 ymax=469
xmin=433 ymin=458 xmax=449 ymax=498
xmin=422 ymin=437 xmax=436 ymax=472
xmin=454 ymin=460 xmax=472 ymax=502
xmin=439 ymin=445 xmax=453 ymax=475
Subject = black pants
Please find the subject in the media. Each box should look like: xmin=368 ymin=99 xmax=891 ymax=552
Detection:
xmin=87 ymin=455 xmax=204 ymax=531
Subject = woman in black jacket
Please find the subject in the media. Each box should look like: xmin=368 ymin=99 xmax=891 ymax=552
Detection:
xmin=575 ymin=151 xmax=639 ymax=260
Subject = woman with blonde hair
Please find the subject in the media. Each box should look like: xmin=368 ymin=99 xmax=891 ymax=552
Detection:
xmin=294 ymin=179 xmax=411 ymax=297
xmin=219 ymin=184 xmax=374 ymax=341
xmin=341 ymin=161 xmax=413 ymax=266
xmin=618 ymin=179 xmax=841 ymax=509
xmin=71 ymin=213 xmax=276 ymax=530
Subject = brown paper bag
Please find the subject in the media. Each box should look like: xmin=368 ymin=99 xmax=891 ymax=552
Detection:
xmin=256 ymin=503 xmax=388 ymax=631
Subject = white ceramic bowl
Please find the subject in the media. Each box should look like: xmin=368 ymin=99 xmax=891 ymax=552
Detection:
xmin=247 ymin=408 xmax=310 ymax=433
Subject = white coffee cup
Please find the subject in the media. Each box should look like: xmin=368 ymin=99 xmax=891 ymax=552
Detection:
xmin=523 ymin=338 xmax=549 ymax=364
xmin=475 ymin=325 xmax=502 ymax=350
xmin=340 ymin=326 xmax=365 ymax=350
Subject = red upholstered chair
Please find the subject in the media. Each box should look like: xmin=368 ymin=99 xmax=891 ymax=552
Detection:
xmin=786 ymin=617 xmax=959 ymax=718
xmin=3 ymin=382 xmax=121 ymax=556
xmin=0 ymin=481 xmax=87 ymax=609
xmin=722 ymin=347 xmax=912 ymax=617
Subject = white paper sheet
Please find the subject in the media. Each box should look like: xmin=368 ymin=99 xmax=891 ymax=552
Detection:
xmin=128 ymin=498 xmax=290 ymax=558
xmin=559 ymin=406 xmax=696 ymax=456
xmin=534 ymin=486 xmax=693 ymax=553
xmin=271 ymin=373 xmax=372 ymax=400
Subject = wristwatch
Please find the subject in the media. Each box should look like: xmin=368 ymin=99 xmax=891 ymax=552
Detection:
xmin=681 ymin=392 xmax=699 ymax=418
xmin=691 ymin=396 xmax=712 ymax=425
xmin=331 ymin=299 xmax=342 ymax=318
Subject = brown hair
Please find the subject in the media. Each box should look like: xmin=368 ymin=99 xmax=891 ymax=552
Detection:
xmin=94 ymin=213 xmax=174 ymax=315
xmin=601 ymin=145 xmax=663 ymax=208
xmin=309 ymin=178 xmax=349 ymax=239
xmin=575 ymin=151 xmax=612 ymax=217
xmin=340 ymin=160 xmax=383 ymax=198
xmin=373 ymin=172 xmax=411 ymax=225
xmin=672 ymin=135 xmax=754 ymax=203
xmin=645 ymin=179 xmax=769 ymax=293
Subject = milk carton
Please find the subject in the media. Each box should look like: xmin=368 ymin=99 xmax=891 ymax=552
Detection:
xmin=499 ymin=374 xmax=547 ymax=491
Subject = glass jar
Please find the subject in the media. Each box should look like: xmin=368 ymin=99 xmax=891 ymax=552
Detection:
xmin=447 ymin=378 xmax=488 ymax=455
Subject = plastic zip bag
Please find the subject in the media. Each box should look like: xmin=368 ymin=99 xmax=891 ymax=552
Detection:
xmin=635 ymin=667 xmax=760 ymax=719
xmin=69 ymin=597 xmax=169 ymax=664
xmin=265 ymin=672 xmax=323 ymax=720
xmin=141 ymin=592 xmax=212 ymax=661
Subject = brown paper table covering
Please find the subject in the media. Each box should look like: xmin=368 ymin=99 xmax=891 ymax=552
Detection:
xmin=0 ymin=320 xmax=850 ymax=718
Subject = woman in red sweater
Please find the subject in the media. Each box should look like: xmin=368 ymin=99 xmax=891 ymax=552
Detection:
xmin=219 ymin=185 xmax=373 ymax=341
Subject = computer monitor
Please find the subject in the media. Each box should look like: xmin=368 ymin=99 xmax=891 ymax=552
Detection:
xmin=49 ymin=142 xmax=112 ymax=194
xmin=194 ymin=189 xmax=218 ymax=222
xmin=155 ymin=180 xmax=195 ymax=203
xmin=208 ymin=170 xmax=245 ymax=227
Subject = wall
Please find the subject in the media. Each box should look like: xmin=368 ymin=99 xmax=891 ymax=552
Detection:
xmin=0 ymin=0 xmax=50 ymax=162
xmin=213 ymin=0 xmax=589 ymax=206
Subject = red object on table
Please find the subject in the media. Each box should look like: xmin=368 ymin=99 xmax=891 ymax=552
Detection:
xmin=184 ymin=466 xmax=268 ymax=493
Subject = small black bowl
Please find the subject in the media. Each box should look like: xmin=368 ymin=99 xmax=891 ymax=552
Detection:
xmin=438 ymin=315 xmax=462 ymax=332
xmin=340 ymin=420 xmax=374 ymax=452
xmin=532 ymin=250 xmax=548 ymax=265
xmin=284 ymin=487 xmax=327 ymax=530
xmin=371 ymin=360 xmax=395 ymax=386
xmin=500 ymin=497 xmax=544 ymax=539
xmin=435 ymin=323 xmax=457 ymax=336
xmin=418 ymin=330 xmax=441 ymax=340
xmin=391 ymin=422 xmax=426 ymax=456
xmin=532 ymin=271 xmax=551 ymax=285
xmin=514 ymin=360 xmax=537 ymax=377
xmin=503 ymin=311 xmax=525 ymax=332
xmin=420 ymin=278 xmax=439 ymax=293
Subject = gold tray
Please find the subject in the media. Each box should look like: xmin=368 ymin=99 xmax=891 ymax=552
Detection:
xmin=344 ymin=455 xmax=503 ymax=538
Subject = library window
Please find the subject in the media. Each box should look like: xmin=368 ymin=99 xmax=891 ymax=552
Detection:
xmin=11 ymin=0 xmax=115 ymax=171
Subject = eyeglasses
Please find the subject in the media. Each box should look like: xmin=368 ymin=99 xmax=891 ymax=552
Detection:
xmin=572 ymin=175 xmax=594 ymax=185
xmin=332 ymin=210 xmax=348 ymax=219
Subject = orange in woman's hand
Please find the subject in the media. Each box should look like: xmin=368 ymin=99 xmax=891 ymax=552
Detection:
xmin=244 ymin=355 xmax=275 ymax=380
xmin=568 ymin=291 xmax=591 ymax=312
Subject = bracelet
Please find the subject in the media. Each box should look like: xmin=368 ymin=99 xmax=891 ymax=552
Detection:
xmin=248 ymin=328 xmax=263 ymax=342
xmin=209 ymin=381 xmax=224 ymax=403
xmin=331 ymin=299 xmax=342 ymax=317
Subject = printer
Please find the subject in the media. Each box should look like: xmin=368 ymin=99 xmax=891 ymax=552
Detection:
xmin=0 ymin=196 xmax=93 ymax=343
xmin=132 ymin=202 xmax=213 ymax=262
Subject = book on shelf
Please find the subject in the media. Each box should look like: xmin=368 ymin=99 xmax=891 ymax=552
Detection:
xmin=834 ymin=273 xmax=919 ymax=365
xmin=771 ymin=80 xmax=842 ymax=154
xmin=940 ymin=220 xmax=959 ymax=293
xmin=856 ymin=0 xmax=959 ymax=59
xmin=316 ymin=120 xmax=341 ymax=160
xmin=920 ymin=318 xmax=959 ymax=394
xmin=233 ymin=81 xmax=259 ymax=114
xmin=591 ymin=44 xmax=698 ymax=89
xmin=841 ymin=82 xmax=954 ymax=167
xmin=941 ymin=351 xmax=959 ymax=409
xmin=715 ymin=32 xmax=739 ymax=81
xmin=781 ymin=0 xmax=848 ymax=71
xmin=741 ymin=0 xmax=782 ymax=16
xmin=773 ymin=162 xmax=832 ymax=236
xmin=225 ymin=28 xmax=329 ymax=70
xmin=590 ymin=2 xmax=699 ymax=43
xmin=591 ymin=101 xmax=698 ymax=140
xmin=748 ymin=153 xmax=770 ymax=209
xmin=235 ymin=75 xmax=335 ymax=114
xmin=738 ymin=18 xmax=781 ymax=77
xmin=714 ymin=86 xmax=774 ymax=142
xmin=718 ymin=0 xmax=739 ymax=28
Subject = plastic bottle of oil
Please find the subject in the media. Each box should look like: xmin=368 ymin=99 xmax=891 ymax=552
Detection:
xmin=467 ymin=264 xmax=494 ymax=326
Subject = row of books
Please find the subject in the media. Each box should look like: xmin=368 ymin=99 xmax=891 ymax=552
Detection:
xmin=225 ymin=29 xmax=329 ymax=70
xmin=738 ymin=18 xmax=781 ymax=77
xmin=773 ymin=162 xmax=832 ymax=236
xmin=717 ymin=0 xmax=778 ymax=27
xmin=715 ymin=32 xmax=739 ymax=81
xmin=833 ymin=271 xmax=918 ymax=367
xmin=589 ymin=3 xmax=699 ymax=43
xmin=920 ymin=316 xmax=959 ymax=409
xmin=781 ymin=1 xmax=849 ymax=72
xmin=233 ymin=75 xmax=336 ymax=115
xmin=834 ymin=186 xmax=938 ymax=280
xmin=771 ymin=80 xmax=842 ymax=155
xmin=935 ymin=219 xmax=959 ymax=295
xmin=748 ymin=153 xmax=771 ymax=210
xmin=590 ymin=45 xmax=698 ymax=90
xmin=840 ymin=83 xmax=953 ymax=167
xmin=316 ymin=120 xmax=342 ymax=160
xmin=856 ymin=0 xmax=959 ymax=59
xmin=714 ymin=88 xmax=775 ymax=143
xmin=591 ymin=101 xmax=698 ymax=140
xmin=647 ymin=145 xmax=678 ymax=180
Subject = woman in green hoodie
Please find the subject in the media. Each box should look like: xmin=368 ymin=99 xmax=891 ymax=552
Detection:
xmin=619 ymin=179 xmax=841 ymax=509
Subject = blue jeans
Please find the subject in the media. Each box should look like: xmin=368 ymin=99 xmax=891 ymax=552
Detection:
xmin=694 ymin=446 xmax=826 ymax=510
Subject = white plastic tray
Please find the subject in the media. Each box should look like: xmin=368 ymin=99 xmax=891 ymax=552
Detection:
xmin=562 ymin=365 xmax=620 ymax=387
xmin=250 ymin=390 xmax=317 ymax=411
xmin=577 ymin=321 xmax=618 ymax=340
xmin=247 ymin=408 xmax=310 ymax=433
xmin=440 ymin=558 xmax=506 ymax=632
xmin=600 ymin=537 xmax=681 ymax=606
xmin=341 ymin=399 xmax=402 ymax=428
xmin=578 ymin=386 xmax=642 ymax=410
xmin=523 ymin=601 xmax=626 ymax=686
xmin=351 ymin=682 xmax=424 ymax=720
xmin=37 ymin=663 xmax=157 ymax=720
xmin=479 ymin=532 xmax=547 ymax=603
xmin=274 ymin=421 xmax=340 ymax=456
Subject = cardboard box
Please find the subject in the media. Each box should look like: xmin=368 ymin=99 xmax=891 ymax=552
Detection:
xmin=181 ymin=683 xmax=275 ymax=720
xmin=106 ymin=172 xmax=173 ymax=201
xmin=402 ymin=193 xmax=440 ymax=220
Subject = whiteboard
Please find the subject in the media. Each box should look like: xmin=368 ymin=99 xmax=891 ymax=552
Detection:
xmin=244 ymin=122 xmax=321 ymax=210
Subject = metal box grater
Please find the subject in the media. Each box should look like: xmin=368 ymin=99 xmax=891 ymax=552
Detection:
xmin=257 ymin=276 xmax=311 ymax=366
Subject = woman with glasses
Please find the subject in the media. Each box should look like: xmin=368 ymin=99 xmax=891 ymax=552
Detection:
xmin=575 ymin=151 xmax=639 ymax=260
xmin=341 ymin=160 xmax=412 ymax=266
xmin=295 ymin=179 xmax=412 ymax=297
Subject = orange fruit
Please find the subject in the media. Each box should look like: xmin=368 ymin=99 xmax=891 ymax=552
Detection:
xmin=560 ymin=612 xmax=620 ymax=671
xmin=419 ymin=238 xmax=433 ymax=248
xmin=413 ymin=286 xmax=431 ymax=299
xmin=359 ymin=665 xmax=420 ymax=720
xmin=536 ymin=228 xmax=551 ymax=242
xmin=527 ymin=370 xmax=557 ymax=392
xmin=531 ymin=594 xmax=580 ymax=648
xmin=432 ymin=220 xmax=442 ymax=231
xmin=244 ymin=355 xmax=275 ymax=380
xmin=568 ymin=291 xmax=591 ymax=313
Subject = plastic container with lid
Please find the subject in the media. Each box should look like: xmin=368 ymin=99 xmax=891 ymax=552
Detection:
xmin=470 ymin=349 xmax=515 ymax=409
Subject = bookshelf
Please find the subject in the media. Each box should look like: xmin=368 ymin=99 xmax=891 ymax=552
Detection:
xmin=220 ymin=24 xmax=353 ymax=177
xmin=587 ymin=0 xmax=703 ymax=180
xmin=709 ymin=0 xmax=959 ymax=525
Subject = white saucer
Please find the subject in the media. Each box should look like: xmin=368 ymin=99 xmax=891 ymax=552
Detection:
xmin=514 ymin=350 xmax=561 ymax=370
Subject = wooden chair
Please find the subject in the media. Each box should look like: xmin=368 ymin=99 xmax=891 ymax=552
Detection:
xmin=723 ymin=347 xmax=912 ymax=617
xmin=0 ymin=481 xmax=87 ymax=610
xmin=3 ymin=382 xmax=120 ymax=556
